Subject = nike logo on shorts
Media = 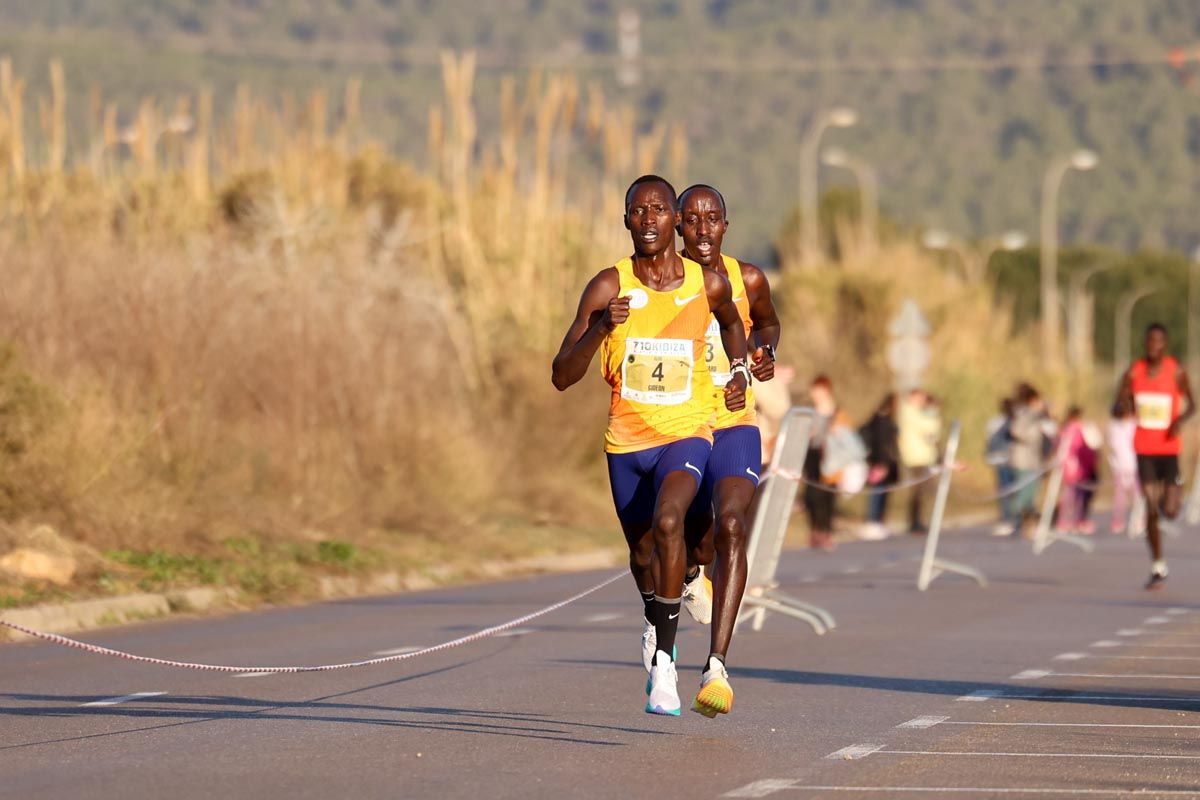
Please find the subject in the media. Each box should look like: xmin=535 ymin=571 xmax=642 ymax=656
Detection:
xmin=668 ymin=611 xmax=680 ymax=620
xmin=685 ymin=462 xmax=703 ymax=478
xmin=746 ymin=468 xmax=760 ymax=480
xmin=674 ymin=293 xmax=702 ymax=306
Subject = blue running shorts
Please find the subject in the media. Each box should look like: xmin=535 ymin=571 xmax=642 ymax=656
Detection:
xmin=687 ymin=424 xmax=762 ymax=519
xmin=606 ymin=437 xmax=713 ymax=527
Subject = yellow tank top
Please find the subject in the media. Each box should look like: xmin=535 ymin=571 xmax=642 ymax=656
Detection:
xmin=600 ymin=256 xmax=717 ymax=454
xmin=704 ymin=254 xmax=757 ymax=429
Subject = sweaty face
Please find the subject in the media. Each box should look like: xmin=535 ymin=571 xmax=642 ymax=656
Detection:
xmin=625 ymin=183 xmax=678 ymax=257
xmin=1146 ymin=329 xmax=1167 ymax=361
xmin=679 ymin=189 xmax=728 ymax=268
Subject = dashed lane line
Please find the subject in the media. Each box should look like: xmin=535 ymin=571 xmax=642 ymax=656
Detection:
xmin=81 ymin=692 xmax=167 ymax=707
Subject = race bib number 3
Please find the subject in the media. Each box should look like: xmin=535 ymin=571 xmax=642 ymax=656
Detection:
xmin=1135 ymin=392 xmax=1173 ymax=431
xmin=704 ymin=318 xmax=731 ymax=386
xmin=621 ymin=338 xmax=694 ymax=405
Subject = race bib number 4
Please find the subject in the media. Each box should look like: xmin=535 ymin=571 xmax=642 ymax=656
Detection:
xmin=621 ymin=338 xmax=694 ymax=405
xmin=1135 ymin=392 xmax=1173 ymax=431
xmin=704 ymin=318 xmax=731 ymax=386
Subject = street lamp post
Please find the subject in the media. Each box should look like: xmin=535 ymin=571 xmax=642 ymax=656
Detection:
xmin=1040 ymin=149 xmax=1098 ymax=370
xmin=820 ymin=146 xmax=878 ymax=257
xmin=799 ymin=107 xmax=857 ymax=267
xmin=1114 ymin=286 xmax=1162 ymax=385
xmin=1066 ymin=262 xmax=1116 ymax=375
xmin=921 ymin=228 xmax=1026 ymax=284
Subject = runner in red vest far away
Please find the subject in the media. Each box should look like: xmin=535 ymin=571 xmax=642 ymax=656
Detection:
xmin=1116 ymin=322 xmax=1195 ymax=590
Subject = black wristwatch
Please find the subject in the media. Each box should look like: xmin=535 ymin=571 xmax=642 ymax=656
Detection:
xmin=761 ymin=344 xmax=776 ymax=362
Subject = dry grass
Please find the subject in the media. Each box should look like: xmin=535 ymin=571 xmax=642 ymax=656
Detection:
xmin=0 ymin=53 xmax=691 ymax=602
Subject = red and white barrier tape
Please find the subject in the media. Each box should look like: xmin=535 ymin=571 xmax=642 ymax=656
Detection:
xmin=0 ymin=570 xmax=626 ymax=673
xmin=770 ymin=467 xmax=944 ymax=496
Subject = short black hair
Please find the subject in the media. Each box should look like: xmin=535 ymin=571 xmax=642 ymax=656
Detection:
xmin=679 ymin=184 xmax=727 ymax=218
xmin=624 ymin=175 xmax=678 ymax=214
xmin=1146 ymin=321 xmax=1168 ymax=337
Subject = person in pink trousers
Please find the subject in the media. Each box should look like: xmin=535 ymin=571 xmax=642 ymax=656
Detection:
xmin=1057 ymin=407 xmax=1098 ymax=534
xmin=1106 ymin=397 xmax=1139 ymax=535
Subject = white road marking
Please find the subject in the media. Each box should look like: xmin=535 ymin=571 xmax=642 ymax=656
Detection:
xmin=723 ymin=779 xmax=802 ymax=798
xmin=725 ymin=785 xmax=1200 ymax=797
xmin=944 ymin=720 xmax=1200 ymax=729
xmin=495 ymin=627 xmax=536 ymax=638
xmin=1089 ymin=641 xmax=1200 ymax=648
xmin=956 ymin=689 xmax=1001 ymax=702
xmin=235 ymin=672 xmax=274 ymax=678
xmin=896 ymin=715 xmax=948 ymax=729
xmin=583 ymin=612 xmax=622 ymax=623
xmin=81 ymin=692 xmax=166 ymax=707
xmin=1117 ymin=628 xmax=1144 ymax=636
xmin=1053 ymin=671 xmax=1200 ymax=680
xmin=879 ymin=749 xmax=1200 ymax=760
xmin=1089 ymin=640 xmax=1120 ymax=647
xmin=1011 ymin=669 xmax=1050 ymax=680
xmin=1075 ymin=654 xmax=1200 ymax=661
xmin=797 ymin=575 xmax=819 ymax=584
xmin=978 ymin=692 xmax=1200 ymax=704
xmin=826 ymin=743 xmax=884 ymax=760
xmin=841 ymin=565 xmax=862 ymax=575
xmin=372 ymin=645 xmax=425 ymax=656
xmin=1053 ymin=652 xmax=1086 ymax=661
xmin=1144 ymin=616 xmax=1172 ymax=624
xmin=1167 ymin=607 xmax=1191 ymax=615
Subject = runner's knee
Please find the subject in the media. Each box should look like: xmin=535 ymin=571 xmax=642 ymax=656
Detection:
xmin=715 ymin=511 xmax=747 ymax=552
xmin=653 ymin=507 xmax=685 ymax=544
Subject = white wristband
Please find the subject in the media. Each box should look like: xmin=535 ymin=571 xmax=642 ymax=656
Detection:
xmin=731 ymin=364 xmax=752 ymax=386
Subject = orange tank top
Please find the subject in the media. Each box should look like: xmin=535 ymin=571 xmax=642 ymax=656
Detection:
xmin=599 ymin=256 xmax=716 ymax=454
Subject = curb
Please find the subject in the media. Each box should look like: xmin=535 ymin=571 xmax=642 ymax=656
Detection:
xmin=0 ymin=548 xmax=624 ymax=642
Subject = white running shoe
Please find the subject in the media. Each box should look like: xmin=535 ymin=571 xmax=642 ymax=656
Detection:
xmin=641 ymin=618 xmax=657 ymax=673
xmin=692 ymin=655 xmax=734 ymax=718
xmin=645 ymin=650 xmax=681 ymax=716
xmin=682 ymin=569 xmax=713 ymax=624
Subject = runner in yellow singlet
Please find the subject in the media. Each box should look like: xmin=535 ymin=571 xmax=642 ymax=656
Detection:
xmin=678 ymin=184 xmax=780 ymax=717
xmin=552 ymin=175 xmax=749 ymax=716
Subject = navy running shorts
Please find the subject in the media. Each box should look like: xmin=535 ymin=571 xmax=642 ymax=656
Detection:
xmin=606 ymin=437 xmax=713 ymax=527
xmin=687 ymin=424 xmax=763 ymax=519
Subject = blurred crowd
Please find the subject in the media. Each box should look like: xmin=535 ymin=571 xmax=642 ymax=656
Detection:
xmin=752 ymin=369 xmax=1150 ymax=551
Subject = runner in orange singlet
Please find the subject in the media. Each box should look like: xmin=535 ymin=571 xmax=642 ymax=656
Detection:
xmin=552 ymin=175 xmax=749 ymax=715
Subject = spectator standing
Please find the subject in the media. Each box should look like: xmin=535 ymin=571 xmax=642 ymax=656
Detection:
xmin=1007 ymin=385 xmax=1056 ymax=537
xmin=898 ymin=388 xmax=942 ymax=534
xmin=859 ymin=393 xmax=900 ymax=540
xmin=804 ymin=375 xmax=853 ymax=551
xmin=985 ymin=398 xmax=1016 ymax=535
xmin=1057 ymin=407 xmax=1099 ymax=534
xmin=1106 ymin=397 xmax=1139 ymax=535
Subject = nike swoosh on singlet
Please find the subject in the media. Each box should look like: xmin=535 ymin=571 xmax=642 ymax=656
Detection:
xmin=674 ymin=293 xmax=702 ymax=306
xmin=732 ymin=296 xmax=745 ymax=304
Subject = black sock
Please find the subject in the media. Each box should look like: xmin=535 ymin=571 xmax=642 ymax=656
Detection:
xmin=685 ymin=565 xmax=700 ymax=583
xmin=652 ymin=596 xmax=681 ymax=664
xmin=640 ymin=591 xmax=656 ymax=624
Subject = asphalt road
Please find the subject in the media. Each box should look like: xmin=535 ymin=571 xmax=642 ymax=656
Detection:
xmin=3 ymin=520 xmax=1200 ymax=799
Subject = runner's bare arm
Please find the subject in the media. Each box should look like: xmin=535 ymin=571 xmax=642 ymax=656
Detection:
xmin=740 ymin=261 xmax=780 ymax=382
xmin=705 ymin=267 xmax=748 ymax=411
xmin=551 ymin=268 xmax=624 ymax=391
xmin=1168 ymin=367 xmax=1196 ymax=439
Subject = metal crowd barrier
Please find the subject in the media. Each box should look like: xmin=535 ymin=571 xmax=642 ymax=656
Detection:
xmin=738 ymin=407 xmax=836 ymax=635
xmin=916 ymin=421 xmax=988 ymax=591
